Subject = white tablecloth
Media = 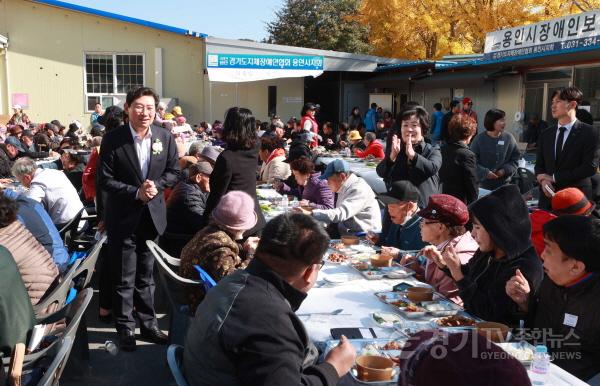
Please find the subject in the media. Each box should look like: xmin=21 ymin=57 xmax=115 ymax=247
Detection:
xmin=298 ymin=263 xmax=588 ymax=386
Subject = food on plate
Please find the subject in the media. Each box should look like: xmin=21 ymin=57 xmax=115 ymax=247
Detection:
xmin=259 ymin=203 xmax=273 ymax=213
xmin=327 ymin=253 xmax=349 ymax=263
xmin=404 ymin=304 xmax=426 ymax=313
xmin=436 ymin=315 xmax=476 ymax=327
xmin=372 ymin=312 xmax=401 ymax=326
xmin=381 ymin=341 xmax=404 ymax=351
xmin=389 ymin=300 xmax=410 ymax=308
xmin=352 ymin=261 xmax=370 ymax=271
xmin=331 ymin=242 xmax=346 ymax=250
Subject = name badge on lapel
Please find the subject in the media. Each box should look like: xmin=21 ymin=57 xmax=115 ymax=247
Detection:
xmin=498 ymin=141 xmax=505 ymax=146
xmin=563 ymin=313 xmax=578 ymax=328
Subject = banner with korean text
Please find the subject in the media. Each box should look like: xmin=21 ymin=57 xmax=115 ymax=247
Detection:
xmin=484 ymin=11 xmax=600 ymax=60
xmin=206 ymin=53 xmax=324 ymax=82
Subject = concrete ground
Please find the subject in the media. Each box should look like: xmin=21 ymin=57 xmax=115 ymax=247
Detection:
xmin=61 ymin=275 xmax=175 ymax=386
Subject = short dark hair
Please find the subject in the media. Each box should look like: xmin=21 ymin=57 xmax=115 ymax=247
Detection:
xmin=543 ymin=215 xmax=600 ymax=272
xmin=255 ymin=213 xmax=329 ymax=266
xmin=433 ymin=103 xmax=443 ymax=111
xmin=551 ymin=86 xmax=583 ymax=106
xmin=449 ymin=100 xmax=460 ymax=109
xmin=483 ymin=109 xmax=506 ymax=131
xmin=371 ymin=103 xmax=377 ymax=109
xmin=339 ymin=122 xmax=349 ymax=132
xmin=260 ymin=136 xmax=282 ymax=153
xmin=290 ymin=156 xmax=315 ymax=175
xmin=64 ymin=152 xmax=84 ymax=165
xmin=399 ymin=106 xmax=430 ymax=135
xmin=301 ymin=103 xmax=316 ymax=116
xmin=99 ymin=105 xmax=124 ymax=131
xmin=0 ymin=194 xmax=18 ymax=228
xmin=448 ymin=113 xmax=476 ymax=141
xmin=223 ymin=107 xmax=257 ymax=150
xmin=125 ymin=87 xmax=159 ymax=107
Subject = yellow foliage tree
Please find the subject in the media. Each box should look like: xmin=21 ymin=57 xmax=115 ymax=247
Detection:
xmin=358 ymin=0 xmax=600 ymax=59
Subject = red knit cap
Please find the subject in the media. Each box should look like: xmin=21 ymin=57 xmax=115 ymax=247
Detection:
xmin=551 ymin=187 xmax=595 ymax=216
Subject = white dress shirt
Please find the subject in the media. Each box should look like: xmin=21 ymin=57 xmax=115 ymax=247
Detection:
xmin=554 ymin=118 xmax=577 ymax=159
xmin=129 ymin=124 xmax=153 ymax=179
xmin=25 ymin=168 xmax=84 ymax=225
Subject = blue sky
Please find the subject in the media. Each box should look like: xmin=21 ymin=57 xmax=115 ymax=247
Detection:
xmin=65 ymin=0 xmax=285 ymax=41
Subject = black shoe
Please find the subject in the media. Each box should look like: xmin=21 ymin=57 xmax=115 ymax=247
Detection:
xmin=139 ymin=325 xmax=168 ymax=345
xmin=118 ymin=329 xmax=136 ymax=352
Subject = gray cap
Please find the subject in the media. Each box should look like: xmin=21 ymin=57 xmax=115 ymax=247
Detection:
xmin=4 ymin=136 xmax=24 ymax=152
xmin=199 ymin=145 xmax=221 ymax=163
xmin=189 ymin=161 xmax=213 ymax=176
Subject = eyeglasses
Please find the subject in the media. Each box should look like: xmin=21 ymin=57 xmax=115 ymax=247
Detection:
xmin=318 ymin=260 xmax=325 ymax=269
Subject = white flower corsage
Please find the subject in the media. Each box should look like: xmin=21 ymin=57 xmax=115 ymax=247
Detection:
xmin=152 ymin=139 xmax=163 ymax=155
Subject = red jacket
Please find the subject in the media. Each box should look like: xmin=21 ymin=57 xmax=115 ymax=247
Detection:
xmin=82 ymin=147 xmax=99 ymax=202
xmin=300 ymin=115 xmax=319 ymax=148
xmin=355 ymin=140 xmax=385 ymax=159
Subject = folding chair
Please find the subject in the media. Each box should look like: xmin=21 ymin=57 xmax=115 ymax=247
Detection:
xmin=73 ymin=235 xmax=106 ymax=289
xmin=33 ymin=260 xmax=80 ymax=317
xmin=147 ymin=240 xmax=201 ymax=345
xmin=166 ymin=344 xmax=189 ymax=386
xmin=57 ymin=208 xmax=84 ymax=242
xmin=36 ymin=336 xmax=74 ymax=386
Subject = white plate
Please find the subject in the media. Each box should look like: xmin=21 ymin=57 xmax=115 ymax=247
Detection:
xmin=371 ymin=312 xmax=402 ymax=328
xmin=322 ymin=273 xmax=357 ymax=285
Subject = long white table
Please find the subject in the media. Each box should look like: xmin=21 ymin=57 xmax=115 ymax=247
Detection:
xmin=298 ymin=262 xmax=588 ymax=386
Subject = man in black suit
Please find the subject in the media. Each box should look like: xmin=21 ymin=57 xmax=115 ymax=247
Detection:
xmin=535 ymin=86 xmax=600 ymax=210
xmin=99 ymin=87 xmax=179 ymax=351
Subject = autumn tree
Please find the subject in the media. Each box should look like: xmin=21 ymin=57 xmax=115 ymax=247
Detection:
xmin=265 ymin=0 xmax=371 ymax=54
xmin=358 ymin=0 xmax=600 ymax=59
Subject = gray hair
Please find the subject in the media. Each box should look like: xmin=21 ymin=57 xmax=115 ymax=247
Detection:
xmin=157 ymin=102 xmax=167 ymax=110
xmin=187 ymin=141 xmax=205 ymax=157
xmin=364 ymin=132 xmax=376 ymax=142
xmin=11 ymin=157 xmax=37 ymax=177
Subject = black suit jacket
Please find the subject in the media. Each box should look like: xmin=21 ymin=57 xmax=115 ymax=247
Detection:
xmin=98 ymin=124 xmax=180 ymax=238
xmin=439 ymin=141 xmax=478 ymax=204
xmin=535 ymin=120 xmax=600 ymax=209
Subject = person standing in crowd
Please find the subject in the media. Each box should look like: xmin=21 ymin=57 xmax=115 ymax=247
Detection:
xmin=461 ymin=97 xmax=478 ymax=124
xmin=300 ymin=103 xmax=319 ymax=148
xmin=376 ymin=106 xmax=441 ymax=208
xmin=98 ymin=87 xmax=180 ymax=351
xmin=433 ymin=184 xmax=543 ymax=325
xmin=203 ymin=107 xmax=266 ymax=237
xmin=90 ymin=102 xmax=104 ymax=125
xmin=179 ymin=191 xmax=258 ymax=314
xmin=404 ymin=194 xmax=478 ymax=304
xmin=506 ymin=215 xmax=600 ymax=382
xmin=8 ymin=105 xmax=30 ymax=126
xmin=258 ymin=137 xmax=290 ymax=184
xmin=299 ymin=159 xmax=381 ymax=237
xmin=536 ymin=86 xmax=600 ymax=210
xmin=439 ymin=113 xmax=478 ymax=204
xmin=470 ymin=109 xmax=520 ymax=191
xmin=430 ymin=103 xmax=444 ymax=144
xmin=184 ymin=213 xmax=356 ymax=386
xmin=383 ymin=111 xmax=394 ymax=130
xmin=348 ymin=106 xmax=362 ymax=130
xmin=524 ymin=114 xmax=547 ymax=151
xmin=278 ymin=157 xmax=334 ymax=209
xmin=355 ymin=132 xmax=384 ymax=159
xmin=440 ymin=100 xmax=461 ymax=143
xmin=365 ymin=103 xmax=377 ymax=133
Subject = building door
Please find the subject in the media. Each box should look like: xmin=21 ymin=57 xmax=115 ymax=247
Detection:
xmin=524 ymin=68 xmax=572 ymax=127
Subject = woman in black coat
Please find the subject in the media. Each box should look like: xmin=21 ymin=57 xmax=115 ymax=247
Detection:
xmin=203 ymin=107 xmax=266 ymax=236
xmin=439 ymin=113 xmax=479 ymax=204
xmin=376 ymin=106 xmax=442 ymax=208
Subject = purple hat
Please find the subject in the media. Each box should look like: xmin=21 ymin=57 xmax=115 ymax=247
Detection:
xmin=417 ymin=194 xmax=469 ymax=226
xmin=212 ymin=191 xmax=257 ymax=231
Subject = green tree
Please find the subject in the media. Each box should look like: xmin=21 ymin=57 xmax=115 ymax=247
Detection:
xmin=265 ymin=0 xmax=371 ymax=54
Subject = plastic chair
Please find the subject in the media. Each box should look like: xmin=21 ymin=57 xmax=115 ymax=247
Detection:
xmin=57 ymin=208 xmax=84 ymax=241
xmin=147 ymin=240 xmax=201 ymax=345
xmin=33 ymin=259 xmax=80 ymax=317
xmin=513 ymin=167 xmax=537 ymax=194
xmin=166 ymin=344 xmax=189 ymax=386
xmin=73 ymin=235 xmax=106 ymax=289
xmin=36 ymin=336 xmax=74 ymax=386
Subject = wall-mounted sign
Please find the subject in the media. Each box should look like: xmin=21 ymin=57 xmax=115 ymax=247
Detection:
xmin=207 ymin=53 xmax=324 ymax=82
xmin=484 ymin=11 xmax=600 ymax=61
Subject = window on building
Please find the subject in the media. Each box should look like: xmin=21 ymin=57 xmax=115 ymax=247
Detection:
xmin=574 ymin=66 xmax=600 ymax=122
xmin=85 ymin=53 xmax=145 ymax=112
